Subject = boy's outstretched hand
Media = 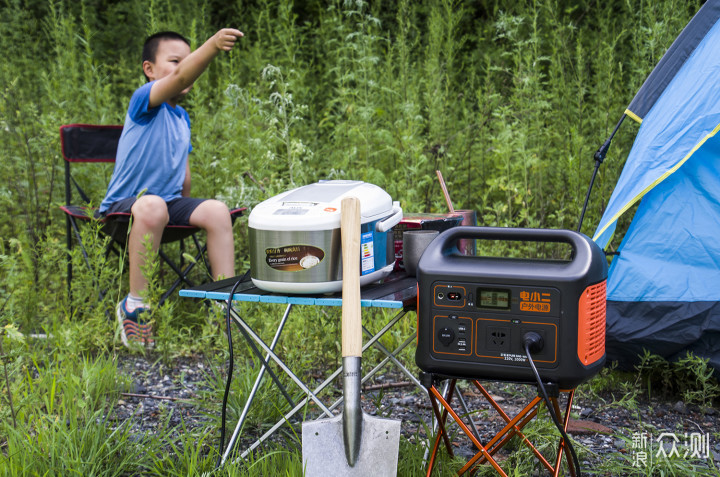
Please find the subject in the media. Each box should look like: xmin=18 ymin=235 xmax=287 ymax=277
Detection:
xmin=214 ymin=28 xmax=244 ymax=51
xmin=147 ymin=27 xmax=245 ymax=108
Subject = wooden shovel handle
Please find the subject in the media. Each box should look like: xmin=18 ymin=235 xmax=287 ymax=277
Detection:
xmin=341 ymin=197 xmax=362 ymax=358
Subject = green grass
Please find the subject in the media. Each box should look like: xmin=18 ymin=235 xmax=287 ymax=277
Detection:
xmin=3 ymin=315 xmax=719 ymax=475
xmin=1 ymin=0 xmax=717 ymax=475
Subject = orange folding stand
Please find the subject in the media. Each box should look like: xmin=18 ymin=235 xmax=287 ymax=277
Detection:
xmin=422 ymin=374 xmax=577 ymax=477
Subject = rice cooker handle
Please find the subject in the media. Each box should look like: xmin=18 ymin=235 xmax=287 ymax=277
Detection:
xmin=375 ymin=202 xmax=403 ymax=233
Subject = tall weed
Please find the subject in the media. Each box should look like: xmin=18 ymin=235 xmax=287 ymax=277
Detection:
xmin=0 ymin=2 xmax=713 ymax=473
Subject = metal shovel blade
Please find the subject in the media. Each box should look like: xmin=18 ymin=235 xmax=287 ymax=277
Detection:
xmin=302 ymin=413 xmax=401 ymax=477
xmin=302 ymin=198 xmax=401 ymax=476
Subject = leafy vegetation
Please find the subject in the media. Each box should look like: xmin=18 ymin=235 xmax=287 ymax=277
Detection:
xmin=0 ymin=0 xmax=717 ymax=475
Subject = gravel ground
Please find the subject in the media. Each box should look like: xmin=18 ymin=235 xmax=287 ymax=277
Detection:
xmin=113 ymin=354 xmax=720 ymax=474
xmin=113 ymin=356 xmax=214 ymax=431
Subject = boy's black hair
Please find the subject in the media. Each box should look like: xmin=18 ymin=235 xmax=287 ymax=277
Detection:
xmin=142 ymin=31 xmax=190 ymax=78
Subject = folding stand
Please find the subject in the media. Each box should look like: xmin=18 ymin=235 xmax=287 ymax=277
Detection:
xmin=180 ymin=272 xmax=423 ymax=465
xmin=421 ymin=373 xmax=577 ymax=477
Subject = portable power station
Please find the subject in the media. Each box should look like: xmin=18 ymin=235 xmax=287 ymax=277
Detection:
xmin=415 ymin=227 xmax=607 ymax=389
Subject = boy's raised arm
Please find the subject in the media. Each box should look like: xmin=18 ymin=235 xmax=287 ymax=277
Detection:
xmin=147 ymin=28 xmax=243 ymax=108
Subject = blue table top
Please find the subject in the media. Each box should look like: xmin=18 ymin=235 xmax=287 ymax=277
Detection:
xmin=179 ymin=271 xmax=418 ymax=309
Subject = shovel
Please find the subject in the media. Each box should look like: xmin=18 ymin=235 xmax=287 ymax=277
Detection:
xmin=302 ymin=196 xmax=401 ymax=476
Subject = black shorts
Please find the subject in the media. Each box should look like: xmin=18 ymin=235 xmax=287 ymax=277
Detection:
xmin=101 ymin=197 xmax=207 ymax=226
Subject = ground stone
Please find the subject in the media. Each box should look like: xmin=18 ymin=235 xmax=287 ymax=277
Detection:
xmin=110 ymin=354 xmax=720 ymax=474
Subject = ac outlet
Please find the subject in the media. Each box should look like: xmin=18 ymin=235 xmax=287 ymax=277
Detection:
xmin=474 ymin=320 xmax=557 ymax=365
xmin=516 ymin=327 xmax=554 ymax=362
xmin=486 ymin=326 xmax=511 ymax=351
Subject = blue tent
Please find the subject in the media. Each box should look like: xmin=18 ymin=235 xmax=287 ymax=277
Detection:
xmin=592 ymin=0 xmax=720 ymax=372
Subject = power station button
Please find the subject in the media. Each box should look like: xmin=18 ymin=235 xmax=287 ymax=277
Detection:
xmin=438 ymin=327 xmax=455 ymax=346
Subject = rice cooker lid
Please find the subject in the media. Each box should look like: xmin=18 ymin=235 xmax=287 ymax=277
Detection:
xmin=249 ymin=180 xmax=393 ymax=231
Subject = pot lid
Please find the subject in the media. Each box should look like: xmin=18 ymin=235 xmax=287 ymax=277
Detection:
xmin=249 ymin=180 xmax=394 ymax=231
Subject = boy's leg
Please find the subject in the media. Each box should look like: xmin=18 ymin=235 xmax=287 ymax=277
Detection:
xmin=187 ymin=199 xmax=234 ymax=280
xmin=129 ymin=195 xmax=170 ymax=297
xmin=104 ymin=195 xmax=167 ymax=347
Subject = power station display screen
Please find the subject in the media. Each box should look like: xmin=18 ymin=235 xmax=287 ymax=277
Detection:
xmin=477 ymin=288 xmax=510 ymax=309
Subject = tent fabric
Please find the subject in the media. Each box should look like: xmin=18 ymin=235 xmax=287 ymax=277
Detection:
xmin=593 ymin=12 xmax=720 ymax=249
xmin=591 ymin=0 xmax=720 ymax=372
xmin=606 ymin=301 xmax=720 ymax=372
xmin=625 ymin=0 xmax=720 ymax=122
xmin=604 ymin=134 xmax=720 ymax=369
xmin=605 ymin=135 xmax=720 ymax=302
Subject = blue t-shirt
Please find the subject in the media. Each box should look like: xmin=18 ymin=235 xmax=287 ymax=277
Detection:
xmin=100 ymin=81 xmax=193 ymax=212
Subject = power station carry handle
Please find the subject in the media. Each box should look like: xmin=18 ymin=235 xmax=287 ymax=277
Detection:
xmin=431 ymin=226 xmax=597 ymax=261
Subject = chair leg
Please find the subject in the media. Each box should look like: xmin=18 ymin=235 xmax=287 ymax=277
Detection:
xmin=192 ymin=234 xmax=212 ymax=276
xmin=425 ymin=381 xmax=578 ymax=477
xmin=425 ymin=381 xmax=455 ymax=476
xmin=68 ymin=216 xmax=94 ymax=273
xmin=67 ymin=216 xmax=100 ymax=309
xmin=158 ymin=247 xmax=202 ymax=306
xmin=158 ymin=234 xmax=213 ymax=306
xmin=66 ymin=215 xmax=73 ymax=307
xmin=66 ymin=216 xmax=117 ymax=319
xmin=428 ymin=381 xmax=508 ymax=477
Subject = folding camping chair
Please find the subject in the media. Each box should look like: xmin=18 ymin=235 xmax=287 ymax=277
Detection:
xmin=60 ymin=123 xmax=245 ymax=307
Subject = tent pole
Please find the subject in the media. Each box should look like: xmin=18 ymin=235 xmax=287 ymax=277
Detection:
xmin=577 ymin=115 xmax=626 ymax=233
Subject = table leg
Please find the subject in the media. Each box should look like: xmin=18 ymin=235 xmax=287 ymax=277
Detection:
xmin=362 ymin=324 xmax=424 ymax=390
xmin=229 ymin=307 xmax=334 ymax=416
xmin=221 ymin=304 xmax=293 ymax=465
xmin=227 ymin=306 xmax=422 ymax=464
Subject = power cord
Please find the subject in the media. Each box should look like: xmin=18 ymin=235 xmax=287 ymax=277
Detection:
xmin=215 ymin=275 xmax=246 ymax=469
xmin=214 ymin=271 xmax=296 ymax=469
xmin=523 ymin=332 xmax=582 ymax=477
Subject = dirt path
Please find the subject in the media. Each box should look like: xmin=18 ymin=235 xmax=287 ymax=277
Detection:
xmin=114 ymin=355 xmax=720 ymax=475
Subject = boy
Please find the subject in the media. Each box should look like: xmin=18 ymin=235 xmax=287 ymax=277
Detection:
xmin=100 ymin=28 xmax=244 ymax=347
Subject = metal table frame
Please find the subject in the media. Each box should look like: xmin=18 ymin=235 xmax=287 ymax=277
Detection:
xmin=180 ymin=272 xmax=423 ymax=465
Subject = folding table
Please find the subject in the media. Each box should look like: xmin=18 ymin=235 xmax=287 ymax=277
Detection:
xmin=180 ymin=271 xmax=422 ymax=464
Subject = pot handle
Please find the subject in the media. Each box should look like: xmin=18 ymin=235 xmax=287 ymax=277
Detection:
xmin=375 ymin=202 xmax=403 ymax=233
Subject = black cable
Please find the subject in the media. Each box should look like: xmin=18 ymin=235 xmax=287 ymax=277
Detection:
xmin=215 ymin=275 xmax=246 ymax=469
xmin=214 ymin=271 xmax=296 ymax=469
xmin=523 ymin=333 xmax=582 ymax=477
xmin=576 ymin=114 xmax=626 ymax=233
xmin=230 ymin=312 xmax=296 ymax=407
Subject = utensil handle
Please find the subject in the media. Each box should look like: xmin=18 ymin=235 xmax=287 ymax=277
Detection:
xmin=341 ymin=197 xmax=362 ymax=358
xmin=436 ymin=170 xmax=455 ymax=213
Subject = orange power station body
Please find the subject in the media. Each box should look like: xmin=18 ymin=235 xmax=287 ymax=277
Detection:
xmin=415 ymin=227 xmax=607 ymax=389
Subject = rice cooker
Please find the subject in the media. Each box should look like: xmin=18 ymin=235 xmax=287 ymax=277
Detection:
xmin=248 ymin=180 xmax=403 ymax=294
